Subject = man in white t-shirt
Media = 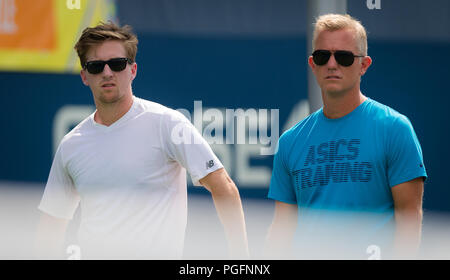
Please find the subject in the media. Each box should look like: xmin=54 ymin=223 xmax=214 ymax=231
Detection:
xmin=35 ymin=22 xmax=249 ymax=259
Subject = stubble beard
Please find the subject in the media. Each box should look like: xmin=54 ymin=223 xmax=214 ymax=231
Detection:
xmin=94 ymin=88 xmax=124 ymax=106
xmin=322 ymin=78 xmax=360 ymax=100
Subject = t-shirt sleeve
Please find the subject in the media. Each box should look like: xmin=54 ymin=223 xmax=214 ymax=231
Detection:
xmin=38 ymin=144 xmax=80 ymax=220
xmin=386 ymin=115 xmax=428 ymax=187
xmin=161 ymin=110 xmax=223 ymax=186
xmin=268 ymin=136 xmax=297 ymax=204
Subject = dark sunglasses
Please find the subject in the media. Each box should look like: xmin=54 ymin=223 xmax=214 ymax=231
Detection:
xmin=84 ymin=57 xmax=133 ymax=74
xmin=312 ymin=50 xmax=364 ymax=67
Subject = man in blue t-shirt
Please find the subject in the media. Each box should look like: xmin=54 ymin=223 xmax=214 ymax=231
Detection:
xmin=265 ymin=14 xmax=427 ymax=259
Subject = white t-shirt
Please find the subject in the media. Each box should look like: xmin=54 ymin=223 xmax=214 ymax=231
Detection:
xmin=38 ymin=96 xmax=223 ymax=259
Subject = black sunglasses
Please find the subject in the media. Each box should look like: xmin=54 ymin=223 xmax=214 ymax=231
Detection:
xmin=312 ymin=50 xmax=364 ymax=67
xmin=84 ymin=57 xmax=133 ymax=74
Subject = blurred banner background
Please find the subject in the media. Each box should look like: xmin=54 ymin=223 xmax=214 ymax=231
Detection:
xmin=0 ymin=0 xmax=449 ymax=259
xmin=0 ymin=0 xmax=116 ymax=72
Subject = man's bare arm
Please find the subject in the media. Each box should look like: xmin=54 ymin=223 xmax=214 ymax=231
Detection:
xmin=34 ymin=212 xmax=70 ymax=259
xmin=391 ymin=177 xmax=424 ymax=259
xmin=264 ymin=201 xmax=298 ymax=259
xmin=199 ymin=168 xmax=249 ymax=259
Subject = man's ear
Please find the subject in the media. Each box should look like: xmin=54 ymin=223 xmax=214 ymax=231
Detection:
xmin=308 ymin=56 xmax=315 ymax=71
xmin=360 ymin=56 xmax=372 ymax=76
xmin=80 ymin=69 xmax=89 ymax=86
xmin=130 ymin=62 xmax=137 ymax=81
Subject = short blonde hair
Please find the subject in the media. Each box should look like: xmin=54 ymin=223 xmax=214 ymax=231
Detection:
xmin=312 ymin=14 xmax=368 ymax=56
xmin=75 ymin=21 xmax=138 ymax=68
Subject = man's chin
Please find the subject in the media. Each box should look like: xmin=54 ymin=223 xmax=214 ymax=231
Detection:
xmin=323 ymin=87 xmax=346 ymax=97
xmin=96 ymin=91 xmax=121 ymax=104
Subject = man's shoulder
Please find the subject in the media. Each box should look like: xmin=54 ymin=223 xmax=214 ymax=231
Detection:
xmin=282 ymin=110 xmax=321 ymax=140
xmin=365 ymin=98 xmax=412 ymax=128
xmin=60 ymin=114 xmax=93 ymax=144
xmin=53 ymin=113 xmax=94 ymax=159
xmin=134 ymin=97 xmax=170 ymax=115
xmin=134 ymin=97 xmax=188 ymax=123
xmin=277 ymin=109 xmax=321 ymax=150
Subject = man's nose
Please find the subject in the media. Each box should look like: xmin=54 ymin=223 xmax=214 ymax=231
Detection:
xmin=327 ymin=53 xmax=338 ymax=68
xmin=102 ymin=64 xmax=114 ymax=76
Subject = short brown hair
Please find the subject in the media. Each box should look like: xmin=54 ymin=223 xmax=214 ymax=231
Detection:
xmin=74 ymin=21 xmax=138 ymax=68
xmin=313 ymin=14 xmax=368 ymax=56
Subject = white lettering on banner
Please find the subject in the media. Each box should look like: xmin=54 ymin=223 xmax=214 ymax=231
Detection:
xmin=235 ymin=143 xmax=271 ymax=186
xmin=53 ymin=105 xmax=95 ymax=155
xmin=283 ymin=99 xmax=310 ymax=132
xmin=0 ymin=0 xmax=17 ymax=34
xmin=209 ymin=144 xmax=232 ymax=173
xmin=53 ymin=100 xmax=310 ymax=187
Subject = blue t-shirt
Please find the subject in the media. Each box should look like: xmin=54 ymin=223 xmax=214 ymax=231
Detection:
xmin=268 ymin=98 xmax=427 ymax=258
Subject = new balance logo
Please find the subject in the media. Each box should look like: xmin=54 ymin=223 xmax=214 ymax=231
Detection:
xmin=206 ymin=160 xmax=214 ymax=169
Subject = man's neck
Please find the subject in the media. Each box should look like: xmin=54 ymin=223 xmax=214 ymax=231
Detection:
xmin=94 ymin=93 xmax=134 ymax=127
xmin=322 ymin=88 xmax=367 ymax=119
